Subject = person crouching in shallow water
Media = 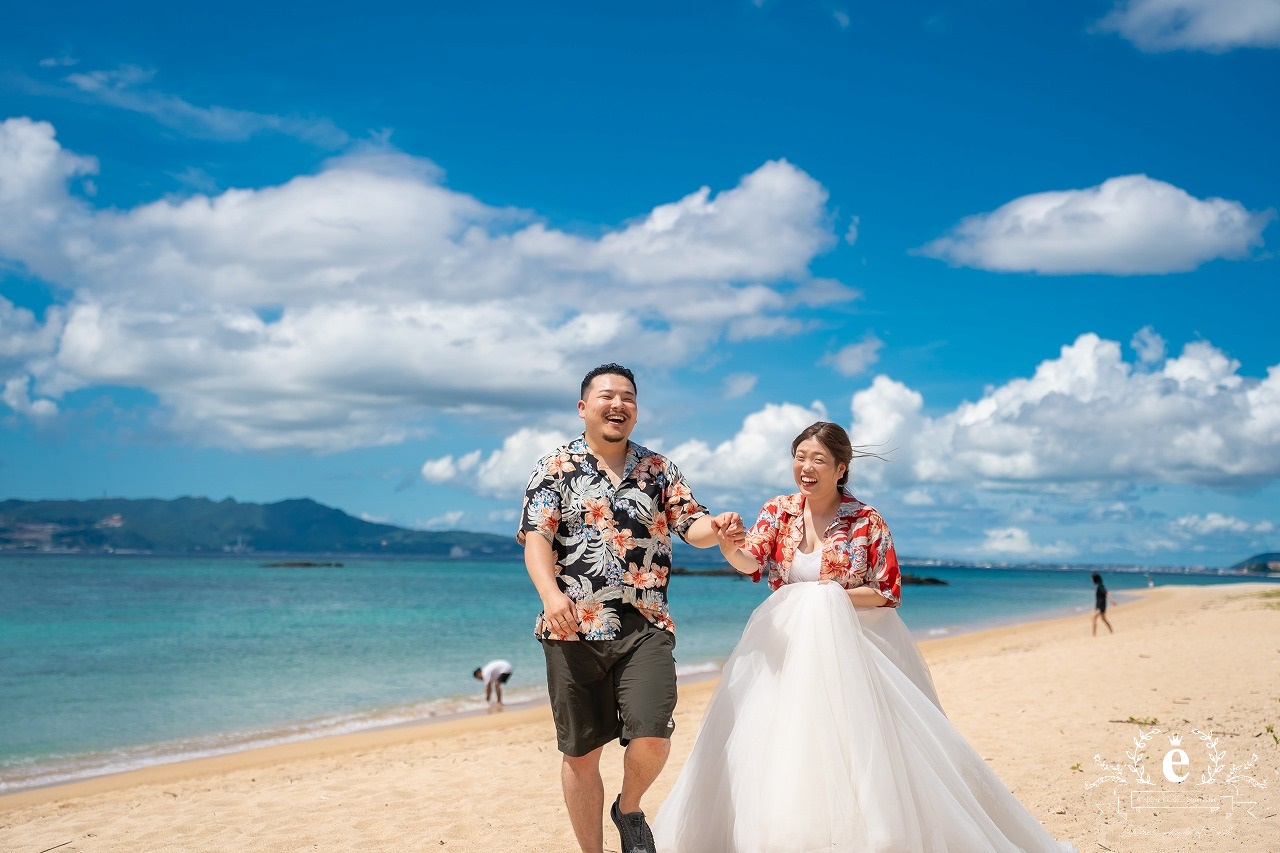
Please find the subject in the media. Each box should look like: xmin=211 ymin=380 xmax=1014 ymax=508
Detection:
xmin=473 ymin=659 xmax=512 ymax=707
xmin=517 ymin=363 xmax=744 ymax=853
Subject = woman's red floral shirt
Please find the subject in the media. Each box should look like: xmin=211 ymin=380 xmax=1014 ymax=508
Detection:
xmin=743 ymin=490 xmax=901 ymax=606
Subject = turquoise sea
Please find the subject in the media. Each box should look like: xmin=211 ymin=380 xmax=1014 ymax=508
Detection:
xmin=1 ymin=554 xmax=1274 ymax=793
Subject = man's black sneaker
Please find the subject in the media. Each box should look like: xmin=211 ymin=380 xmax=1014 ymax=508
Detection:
xmin=610 ymin=795 xmax=657 ymax=853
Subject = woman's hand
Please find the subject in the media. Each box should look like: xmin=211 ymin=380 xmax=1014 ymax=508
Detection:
xmin=711 ymin=512 xmax=746 ymax=550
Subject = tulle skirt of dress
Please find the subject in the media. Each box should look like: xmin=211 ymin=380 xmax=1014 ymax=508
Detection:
xmin=652 ymin=582 xmax=1073 ymax=853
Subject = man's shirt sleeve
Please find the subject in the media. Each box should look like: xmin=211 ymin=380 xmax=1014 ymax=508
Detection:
xmin=516 ymin=454 xmax=562 ymax=546
xmin=663 ymin=459 xmax=708 ymax=542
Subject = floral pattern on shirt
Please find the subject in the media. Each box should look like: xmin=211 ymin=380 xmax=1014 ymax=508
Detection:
xmin=742 ymin=490 xmax=901 ymax=606
xmin=518 ymin=435 xmax=707 ymax=640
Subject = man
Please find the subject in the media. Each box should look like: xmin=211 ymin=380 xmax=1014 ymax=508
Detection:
xmin=518 ymin=363 xmax=743 ymax=853
xmin=473 ymin=659 xmax=513 ymax=706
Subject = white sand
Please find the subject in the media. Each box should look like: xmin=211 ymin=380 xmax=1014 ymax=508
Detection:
xmin=3 ymin=583 xmax=1278 ymax=852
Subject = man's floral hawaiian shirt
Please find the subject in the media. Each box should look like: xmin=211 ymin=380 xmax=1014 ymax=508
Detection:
xmin=518 ymin=435 xmax=707 ymax=640
xmin=743 ymin=490 xmax=901 ymax=606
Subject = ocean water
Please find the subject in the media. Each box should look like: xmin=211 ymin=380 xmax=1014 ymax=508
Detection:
xmin=1 ymin=554 xmax=1273 ymax=793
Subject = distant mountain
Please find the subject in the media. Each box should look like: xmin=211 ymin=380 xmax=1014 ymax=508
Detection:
xmin=1231 ymin=552 xmax=1280 ymax=573
xmin=0 ymin=497 xmax=522 ymax=558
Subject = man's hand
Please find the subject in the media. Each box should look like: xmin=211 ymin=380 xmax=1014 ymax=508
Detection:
xmin=541 ymin=589 xmax=579 ymax=635
xmin=525 ymin=532 xmax=578 ymax=635
xmin=709 ymin=512 xmax=746 ymax=549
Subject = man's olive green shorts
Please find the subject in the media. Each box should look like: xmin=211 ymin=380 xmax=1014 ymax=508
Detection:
xmin=541 ymin=622 xmax=677 ymax=758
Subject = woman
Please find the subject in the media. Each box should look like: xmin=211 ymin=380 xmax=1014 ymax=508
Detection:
xmin=652 ymin=422 xmax=1073 ymax=852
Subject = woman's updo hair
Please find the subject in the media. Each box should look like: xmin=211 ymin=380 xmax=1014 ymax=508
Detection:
xmin=791 ymin=422 xmax=856 ymax=489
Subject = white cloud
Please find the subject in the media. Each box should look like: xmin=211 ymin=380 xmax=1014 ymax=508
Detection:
xmin=823 ymin=334 xmax=883 ymax=377
xmin=62 ymin=66 xmax=349 ymax=147
xmin=0 ymin=298 xmax=62 ymax=362
xmin=432 ymin=401 xmax=829 ymax=501
xmin=2 ymin=377 xmax=58 ymax=418
xmin=422 ymin=427 xmax=572 ymax=498
xmin=421 ymin=450 xmax=482 ymax=484
xmin=849 ymin=331 xmax=1280 ymax=490
xmin=0 ymin=117 xmax=850 ymax=449
xmin=1096 ymin=0 xmax=1280 ymax=52
xmin=1130 ymin=325 xmax=1167 ymax=364
xmin=844 ymin=215 xmax=859 ymax=245
xmin=722 ymin=372 xmax=758 ymax=399
xmin=38 ymin=56 xmax=78 ymax=68
xmin=1174 ymin=512 xmax=1274 ymax=535
xmin=667 ymin=401 xmax=828 ymax=492
xmin=0 ymin=297 xmax=64 ymax=418
xmin=408 ymin=330 xmax=1280 ymax=561
xmin=919 ymin=175 xmax=1273 ymax=275
xmin=832 ymin=10 xmax=851 ymax=29
xmin=423 ymin=510 xmax=466 ymax=530
xmin=980 ymin=527 xmax=1076 ymax=559
xmin=900 ymin=489 xmax=935 ymax=506
xmin=1089 ymin=501 xmax=1135 ymax=522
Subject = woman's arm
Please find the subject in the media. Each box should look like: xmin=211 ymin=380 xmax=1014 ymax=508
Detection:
xmin=720 ymin=543 xmax=762 ymax=576
xmin=715 ymin=523 xmax=760 ymax=575
xmin=845 ymin=587 xmax=889 ymax=608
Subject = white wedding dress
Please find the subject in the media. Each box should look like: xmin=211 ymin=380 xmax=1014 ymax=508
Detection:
xmin=652 ymin=557 xmax=1073 ymax=852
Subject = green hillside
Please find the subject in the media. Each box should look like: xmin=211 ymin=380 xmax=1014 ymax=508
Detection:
xmin=1230 ymin=552 xmax=1280 ymax=573
xmin=0 ymin=497 xmax=521 ymax=558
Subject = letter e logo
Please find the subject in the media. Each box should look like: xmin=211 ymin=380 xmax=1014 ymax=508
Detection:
xmin=1162 ymin=748 xmax=1189 ymax=783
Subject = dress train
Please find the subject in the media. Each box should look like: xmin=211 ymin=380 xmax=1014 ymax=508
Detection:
xmin=652 ymin=582 xmax=1073 ymax=852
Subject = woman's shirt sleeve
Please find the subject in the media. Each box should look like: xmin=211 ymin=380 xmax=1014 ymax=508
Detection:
xmin=865 ymin=513 xmax=901 ymax=607
xmin=742 ymin=498 xmax=785 ymax=584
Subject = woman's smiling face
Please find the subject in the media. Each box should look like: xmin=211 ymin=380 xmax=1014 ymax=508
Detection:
xmin=792 ymin=437 xmax=847 ymax=499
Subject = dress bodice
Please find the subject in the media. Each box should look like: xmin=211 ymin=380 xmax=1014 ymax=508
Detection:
xmin=788 ymin=546 xmax=822 ymax=583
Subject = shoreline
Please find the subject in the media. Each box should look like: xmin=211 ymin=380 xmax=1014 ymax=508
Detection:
xmin=2 ymin=583 xmax=1278 ymax=852
xmin=1 ymin=588 xmax=1148 ymax=800
xmin=0 ymin=586 xmax=1164 ymax=808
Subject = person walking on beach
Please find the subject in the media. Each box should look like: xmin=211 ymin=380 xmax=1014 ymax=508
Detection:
xmin=652 ymin=422 xmax=1073 ymax=852
xmin=1092 ymin=572 xmax=1116 ymax=635
xmin=518 ymin=363 xmax=744 ymax=853
xmin=473 ymin=659 xmax=513 ymax=706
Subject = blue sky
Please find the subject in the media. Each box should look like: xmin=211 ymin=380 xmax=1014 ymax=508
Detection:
xmin=1 ymin=0 xmax=1277 ymax=567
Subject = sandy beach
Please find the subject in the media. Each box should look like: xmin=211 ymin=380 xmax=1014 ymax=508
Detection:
xmin=3 ymin=583 xmax=1278 ymax=852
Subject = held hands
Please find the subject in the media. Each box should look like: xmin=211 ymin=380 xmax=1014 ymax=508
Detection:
xmin=709 ymin=511 xmax=746 ymax=552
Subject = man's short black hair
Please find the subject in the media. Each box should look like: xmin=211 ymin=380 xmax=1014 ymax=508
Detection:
xmin=580 ymin=363 xmax=636 ymax=400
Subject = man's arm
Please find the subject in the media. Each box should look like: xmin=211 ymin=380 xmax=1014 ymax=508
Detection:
xmin=683 ymin=511 xmax=743 ymax=548
xmin=524 ymin=532 xmax=577 ymax=629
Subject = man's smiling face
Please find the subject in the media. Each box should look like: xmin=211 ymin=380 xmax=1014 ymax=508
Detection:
xmin=578 ymin=372 xmax=638 ymax=446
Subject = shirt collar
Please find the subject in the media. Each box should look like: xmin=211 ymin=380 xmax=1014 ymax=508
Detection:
xmin=779 ymin=489 xmax=862 ymax=517
xmin=571 ymin=433 xmax=639 ymax=481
